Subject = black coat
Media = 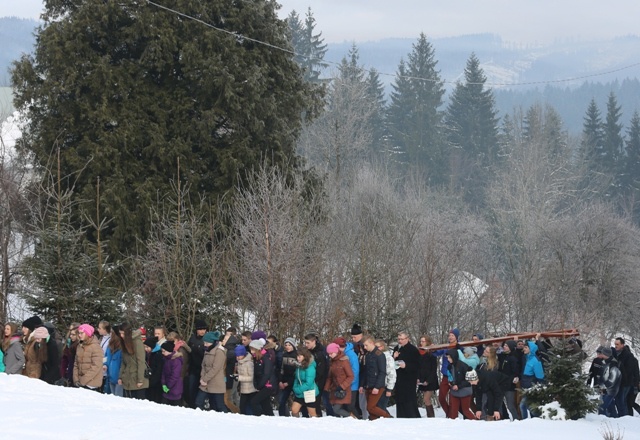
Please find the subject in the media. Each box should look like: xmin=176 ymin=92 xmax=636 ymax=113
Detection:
xmin=280 ymin=349 xmax=298 ymax=387
xmin=310 ymin=343 xmax=328 ymax=388
xmin=587 ymin=357 xmax=606 ymax=387
xmin=474 ymin=368 xmax=512 ymax=414
xmin=498 ymin=351 xmax=520 ymax=391
xmin=361 ymin=348 xmax=386 ymax=389
xmin=187 ymin=334 xmax=205 ymax=376
xmin=393 ymin=342 xmax=420 ymax=403
xmin=253 ymin=349 xmax=277 ymax=392
xmin=224 ymin=335 xmax=239 ymax=388
xmin=41 ymin=333 xmax=61 ymax=384
xmin=446 ymin=349 xmax=472 ymax=389
xmin=418 ymin=348 xmax=439 ymax=391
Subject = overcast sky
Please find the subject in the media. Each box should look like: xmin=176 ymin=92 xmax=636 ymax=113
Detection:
xmin=3 ymin=0 xmax=639 ymax=45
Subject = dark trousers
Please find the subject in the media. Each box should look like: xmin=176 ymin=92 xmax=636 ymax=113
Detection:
xmin=186 ymin=374 xmax=200 ymax=408
xmin=251 ymin=388 xmax=274 ymax=416
xmin=240 ymin=393 xmax=256 ymax=415
xmin=278 ymin=386 xmax=293 ymax=416
xmin=196 ymin=390 xmax=228 ymax=412
xmin=163 ymin=397 xmax=181 ymax=406
xmin=124 ymin=388 xmax=146 ymax=399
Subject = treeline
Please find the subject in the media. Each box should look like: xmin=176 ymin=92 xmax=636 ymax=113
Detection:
xmin=1 ymin=3 xmax=640 ymax=349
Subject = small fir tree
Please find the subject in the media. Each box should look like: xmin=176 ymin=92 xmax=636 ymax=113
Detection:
xmin=525 ymin=341 xmax=599 ymax=420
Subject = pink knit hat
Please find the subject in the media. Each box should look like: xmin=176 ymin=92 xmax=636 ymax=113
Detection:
xmin=78 ymin=324 xmax=95 ymax=338
xmin=32 ymin=326 xmax=49 ymax=340
xmin=326 ymin=343 xmax=340 ymax=354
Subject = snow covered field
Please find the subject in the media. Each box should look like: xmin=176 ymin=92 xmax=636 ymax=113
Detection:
xmin=1 ymin=374 xmax=638 ymax=440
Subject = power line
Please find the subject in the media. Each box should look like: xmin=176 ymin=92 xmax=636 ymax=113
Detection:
xmin=145 ymin=0 xmax=640 ymax=88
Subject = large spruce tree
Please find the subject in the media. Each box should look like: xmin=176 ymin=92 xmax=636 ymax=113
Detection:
xmin=386 ymin=33 xmax=446 ymax=183
xmin=12 ymin=0 xmax=316 ymax=257
xmin=444 ymin=53 xmax=499 ymax=208
xmin=286 ymin=7 xmax=328 ymax=84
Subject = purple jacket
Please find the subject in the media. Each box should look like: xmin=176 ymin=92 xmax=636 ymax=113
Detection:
xmin=161 ymin=352 xmax=184 ymax=401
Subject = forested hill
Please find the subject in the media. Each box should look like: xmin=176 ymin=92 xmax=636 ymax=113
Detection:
xmin=2 ymin=17 xmax=640 ymax=134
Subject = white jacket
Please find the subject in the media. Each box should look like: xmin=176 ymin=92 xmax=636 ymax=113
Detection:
xmin=383 ymin=350 xmax=397 ymax=391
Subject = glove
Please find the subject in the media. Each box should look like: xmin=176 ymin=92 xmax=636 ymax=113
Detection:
xmin=162 ymin=385 xmax=169 ymax=394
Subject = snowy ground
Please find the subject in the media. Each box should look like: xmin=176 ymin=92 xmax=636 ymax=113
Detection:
xmin=1 ymin=374 xmax=638 ymax=440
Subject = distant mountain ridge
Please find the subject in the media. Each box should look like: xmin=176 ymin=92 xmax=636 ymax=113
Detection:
xmin=2 ymin=16 xmax=639 ymax=134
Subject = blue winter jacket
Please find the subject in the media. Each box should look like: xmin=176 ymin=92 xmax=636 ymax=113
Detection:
xmin=345 ymin=343 xmax=360 ymax=391
xmin=105 ymin=347 xmax=122 ymax=385
xmin=521 ymin=341 xmax=544 ymax=387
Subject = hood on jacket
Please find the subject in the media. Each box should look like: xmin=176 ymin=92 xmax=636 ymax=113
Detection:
xmin=526 ymin=341 xmax=538 ymax=359
xmin=446 ymin=348 xmax=459 ymax=363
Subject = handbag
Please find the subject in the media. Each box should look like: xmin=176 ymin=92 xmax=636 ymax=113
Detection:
xmin=303 ymin=389 xmax=316 ymax=403
xmin=334 ymin=388 xmax=347 ymax=400
xmin=144 ymin=360 xmax=152 ymax=379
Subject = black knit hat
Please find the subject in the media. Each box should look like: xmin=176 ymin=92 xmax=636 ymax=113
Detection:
xmin=144 ymin=336 xmax=158 ymax=349
xmin=350 ymin=323 xmax=363 ymax=336
xmin=22 ymin=316 xmax=44 ymax=332
xmin=161 ymin=341 xmax=175 ymax=353
xmin=194 ymin=319 xmax=208 ymax=331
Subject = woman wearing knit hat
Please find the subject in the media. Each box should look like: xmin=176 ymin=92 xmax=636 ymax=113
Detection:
xmin=143 ymin=336 xmax=164 ymax=403
xmin=277 ymin=337 xmax=298 ymax=416
xmin=324 ymin=342 xmax=354 ymax=417
xmin=160 ymin=341 xmax=184 ymax=406
xmin=23 ymin=325 xmax=48 ymax=379
xmin=249 ymin=338 xmax=277 ymax=416
xmin=235 ymin=344 xmax=257 ymax=415
xmin=196 ymin=331 xmax=228 ymax=412
xmin=73 ymin=324 xmax=104 ymax=390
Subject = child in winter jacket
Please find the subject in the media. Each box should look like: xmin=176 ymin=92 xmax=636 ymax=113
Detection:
xmin=236 ymin=344 xmax=257 ymax=415
xmin=291 ymin=347 xmax=318 ymax=417
xmin=160 ymin=341 xmax=184 ymax=406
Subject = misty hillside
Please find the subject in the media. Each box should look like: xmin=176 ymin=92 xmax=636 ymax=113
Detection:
xmin=2 ymin=17 xmax=639 ymax=134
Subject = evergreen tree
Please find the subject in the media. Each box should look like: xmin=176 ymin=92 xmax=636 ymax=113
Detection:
xmin=525 ymin=342 xmax=599 ymax=420
xmin=286 ymin=7 xmax=328 ymax=83
xmin=12 ymin=0 xmax=317 ymax=258
xmin=602 ymin=92 xmax=624 ymax=195
xmin=622 ymin=111 xmax=640 ymax=219
xmin=365 ymin=68 xmax=387 ymax=156
xmin=580 ymin=99 xmax=605 ymax=169
xmin=386 ymin=33 xmax=446 ymax=184
xmin=444 ymin=53 xmax=499 ymax=207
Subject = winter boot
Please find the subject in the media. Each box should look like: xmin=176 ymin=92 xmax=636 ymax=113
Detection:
xmin=426 ymin=405 xmax=435 ymax=418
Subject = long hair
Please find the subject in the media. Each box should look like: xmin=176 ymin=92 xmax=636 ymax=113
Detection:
xmin=3 ymin=322 xmax=18 ymax=353
xmin=485 ymin=346 xmax=498 ymax=371
xmin=419 ymin=335 xmax=433 ymax=348
xmin=297 ymin=347 xmax=313 ymax=369
xmin=120 ymin=322 xmax=135 ymax=355
xmin=109 ymin=325 xmax=123 ymax=352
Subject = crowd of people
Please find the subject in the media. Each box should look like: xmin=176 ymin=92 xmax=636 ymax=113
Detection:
xmin=1 ymin=315 xmax=639 ymax=421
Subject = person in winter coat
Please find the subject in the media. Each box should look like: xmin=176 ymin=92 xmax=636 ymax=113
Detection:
xmin=596 ymin=346 xmax=621 ymax=417
xmin=446 ymin=348 xmax=475 ymax=420
xmin=2 ymin=322 xmax=18 ymax=356
xmin=167 ymin=331 xmax=190 ymax=405
xmin=613 ymin=338 xmax=637 ymax=417
xmin=375 ymin=339 xmax=396 ymax=416
xmin=249 ymin=338 xmax=277 ymax=416
xmin=292 ymin=346 xmax=319 ymax=417
xmin=519 ymin=339 xmax=545 ymax=419
xmin=97 ymin=321 xmax=111 ymax=394
xmin=118 ymin=322 xmax=149 ymax=399
xmin=105 ymin=326 xmax=123 ymax=396
xmin=392 ymin=331 xmax=420 ymax=418
xmin=417 ymin=335 xmax=439 ymax=418
xmin=467 ymin=367 xmax=512 ymax=421
xmin=22 ymin=325 xmax=48 ymax=379
xmin=324 ymin=343 xmax=355 ymax=417
xmin=144 ymin=336 xmax=164 ymax=403
xmin=498 ymin=340 xmax=521 ymax=420
xmin=360 ymin=337 xmax=391 ymax=420
xmin=41 ymin=322 xmax=61 ymax=385
xmin=278 ymin=337 xmax=298 ymax=416
xmin=186 ymin=319 xmax=208 ymax=408
xmin=433 ymin=328 xmax=462 ymax=416
xmin=343 ymin=339 xmax=361 ymax=418
xmin=73 ymin=324 xmax=104 ymax=390
xmin=222 ymin=328 xmax=240 ymax=413
xmin=304 ymin=333 xmax=330 ymax=417
xmin=60 ymin=324 xmax=80 ymax=384
xmin=459 ymin=346 xmax=481 ymax=370
xmin=235 ymin=345 xmax=257 ymax=415
xmin=160 ymin=341 xmax=184 ymax=406
xmin=3 ymin=328 xmax=25 ymax=375
xmin=196 ymin=331 xmax=228 ymax=412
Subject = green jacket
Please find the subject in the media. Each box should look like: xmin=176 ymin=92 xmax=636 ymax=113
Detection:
xmin=119 ymin=330 xmax=149 ymax=390
xmin=293 ymin=360 xmax=319 ymax=399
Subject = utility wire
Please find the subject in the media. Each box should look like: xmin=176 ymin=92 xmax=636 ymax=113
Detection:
xmin=145 ymin=0 xmax=640 ymax=88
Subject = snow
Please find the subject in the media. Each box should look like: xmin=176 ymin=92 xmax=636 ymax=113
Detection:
xmin=1 ymin=374 xmax=639 ymax=440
